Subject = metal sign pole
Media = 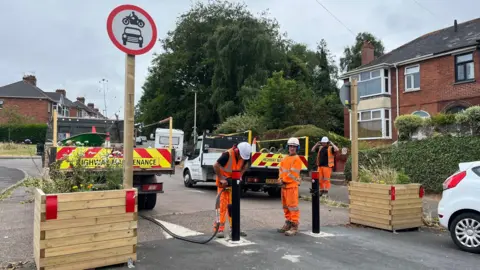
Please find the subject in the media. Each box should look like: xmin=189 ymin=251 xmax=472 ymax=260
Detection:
xmin=311 ymin=171 xmax=320 ymax=233
xmin=123 ymin=54 xmax=135 ymax=189
xmin=351 ymin=79 xmax=359 ymax=182
xmin=231 ymin=171 xmax=241 ymax=241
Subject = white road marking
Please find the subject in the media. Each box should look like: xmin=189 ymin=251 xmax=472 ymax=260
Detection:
xmin=154 ymin=219 xmax=204 ymax=239
xmin=215 ymin=237 xmax=256 ymax=247
xmin=187 ymin=190 xmax=205 ymax=193
xmin=282 ymin=254 xmax=301 ymax=263
xmin=300 ymin=231 xmax=335 ymax=238
xmin=240 ymin=249 xmax=259 ymax=254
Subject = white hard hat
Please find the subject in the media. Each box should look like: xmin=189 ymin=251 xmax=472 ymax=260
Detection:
xmin=287 ymin=137 xmax=300 ymax=146
xmin=321 ymin=136 xmax=329 ymax=143
xmin=237 ymin=142 xmax=252 ymax=160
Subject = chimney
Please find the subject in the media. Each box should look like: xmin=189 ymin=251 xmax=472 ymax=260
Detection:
xmin=87 ymin=103 xmax=94 ymax=109
xmin=55 ymin=89 xmax=66 ymax=97
xmin=361 ymin=40 xmax=375 ymax=65
xmin=22 ymin=75 xmax=37 ymax=86
xmin=76 ymin=97 xmax=85 ymax=104
xmin=454 ymin=19 xmax=458 ymax=32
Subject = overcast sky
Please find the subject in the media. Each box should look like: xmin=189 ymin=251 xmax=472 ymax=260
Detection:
xmin=1 ymin=0 xmax=479 ymax=119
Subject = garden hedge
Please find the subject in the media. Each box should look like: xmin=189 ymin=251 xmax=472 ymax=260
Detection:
xmin=344 ymin=136 xmax=480 ymax=193
xmin=0 ymin=124 xmax=47 ymax=143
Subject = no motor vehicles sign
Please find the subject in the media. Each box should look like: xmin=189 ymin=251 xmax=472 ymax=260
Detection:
xmin=107 ymin=4 xmax=157 ymax=55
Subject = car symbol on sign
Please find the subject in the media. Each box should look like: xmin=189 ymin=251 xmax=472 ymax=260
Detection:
xmin=122 ymin=27 xmax=143 ymax=48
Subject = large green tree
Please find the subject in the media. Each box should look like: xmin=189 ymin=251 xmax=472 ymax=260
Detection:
xmin=339 ymin=32 xmax=385 ymax=72
xmin=138 ymin=1 xmax=287 ymax=138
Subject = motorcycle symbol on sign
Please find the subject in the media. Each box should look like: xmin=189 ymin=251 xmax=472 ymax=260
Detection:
xmin=122 ymin=12 xmax=145 ymax=28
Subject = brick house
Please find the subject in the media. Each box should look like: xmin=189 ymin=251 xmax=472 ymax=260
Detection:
xmin=340 ymin=18 xmax=480 ymax=143
xmin=0 ymin=75 xmax=106 ymax=124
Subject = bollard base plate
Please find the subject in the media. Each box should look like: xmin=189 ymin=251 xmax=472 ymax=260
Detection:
xmin=301 ymin=231 xmax=335 ymax=238
xmin=216 ymin=237 xmax=255 ymax=247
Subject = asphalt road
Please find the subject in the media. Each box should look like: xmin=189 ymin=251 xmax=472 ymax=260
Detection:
xmin=0 ymin=166 xmax=25 ymax=192
xmin=0 ymin=160 xmax=459 ymax=270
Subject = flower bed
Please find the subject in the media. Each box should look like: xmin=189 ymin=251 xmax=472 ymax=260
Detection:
xmin=33 ymin=188 xmax=137 ymax=270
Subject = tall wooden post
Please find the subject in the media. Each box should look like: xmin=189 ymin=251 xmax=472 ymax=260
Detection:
xmin=123 ymin=54 xmax=135 ymax=189
xmin=53 ymin=109 xmax=58 ymax=147
xmin=351 ymin=78 xmax=359 ymax=182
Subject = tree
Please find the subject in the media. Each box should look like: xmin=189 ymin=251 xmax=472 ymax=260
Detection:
xmin=0 ymin=106 xmax=34 ymax=124
xmin=138 ymin=0 xmax=288 ymax=139
xmin=339 ymin=32 xmax=385 ymax=72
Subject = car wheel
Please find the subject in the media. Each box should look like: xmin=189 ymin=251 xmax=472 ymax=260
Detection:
xmin=267 ymin=188 xmax=281 ymax=198
xmin=450 ymin=212 xmax=480 ymax=254
xmin=184 ymin=170 xmax=194 ymax=188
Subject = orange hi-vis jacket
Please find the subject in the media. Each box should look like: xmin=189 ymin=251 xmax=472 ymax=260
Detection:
xmin=279 ymin=155 xmax=303 ymax=189
xmin=216 ymin=148 xmax=245 ymax=187
xmin=316 ymin=145 xmax=334 ymax=168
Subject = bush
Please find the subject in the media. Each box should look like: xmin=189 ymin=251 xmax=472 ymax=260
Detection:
xmin=0 ymin=124 xmax=47 ymax=143
xmin=394 ymin=115 xmax=424 ymax=141
xmin=462 ymin=106 xmax=480 ymax=135
xmin=215 ymin=113 xmax=265 ymax=136
xmin=345 ymin=136 xmax=480 ymax=193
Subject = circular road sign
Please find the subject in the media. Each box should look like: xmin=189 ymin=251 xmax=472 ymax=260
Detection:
xmin=107 ymin=4 xmax=157 ymax=55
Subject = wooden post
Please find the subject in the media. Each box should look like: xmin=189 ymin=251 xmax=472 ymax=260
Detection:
xmin=123 ymin=54 xmax=135 ymax=189
xmin=53 ymin=109 xmax=58 ymax=147
xmin=351 ymin=78 xmax=359 ymax=182
xmin=169 ymin=117 xmax=173 ymax=151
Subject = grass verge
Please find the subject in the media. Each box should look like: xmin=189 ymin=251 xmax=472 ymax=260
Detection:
xmin=0 ymin=143 xmax=35 ymax=156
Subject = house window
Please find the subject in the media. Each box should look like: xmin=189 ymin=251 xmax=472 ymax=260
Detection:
xmin=455 ymin=53 xmax=474 ymax=82
xmin=412 ymin=110 xmax=430 ymax=139
xmin=405 ymin=65 xmax=420 ymax=91
xmin=0 ymin=100 xmax=3 ymax=109
xmin=350 ymin=69 xmax=388 ymax=98
xmin=446 ymin=105 xmax=467 ymax=114
xmin=354 ymin=109 xmax=391 ymax=139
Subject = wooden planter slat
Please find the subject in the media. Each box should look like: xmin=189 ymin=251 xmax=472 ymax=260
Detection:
xmin=348 ymin=182 xmax=423 ymax=232
xmin=33 ymin=188 xmax=138 ymax=270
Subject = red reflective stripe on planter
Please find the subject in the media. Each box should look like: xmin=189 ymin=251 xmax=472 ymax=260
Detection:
xmin=419 ymin=186 xmax=425 ymax=198
xmin=126 ymin=190 xmax=136 ymax=213
xmin=45 ymin=195 xmax=58 ymax=220
xmin=390 ymin=186 xmax=396 ymax=201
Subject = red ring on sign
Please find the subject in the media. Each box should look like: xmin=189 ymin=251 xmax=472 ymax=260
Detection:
xmin=106 ymin=4 xmax=158 ymax=55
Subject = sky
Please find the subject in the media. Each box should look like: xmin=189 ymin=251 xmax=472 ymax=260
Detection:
xmin=1 ymin=0 xmax=479 ymax=119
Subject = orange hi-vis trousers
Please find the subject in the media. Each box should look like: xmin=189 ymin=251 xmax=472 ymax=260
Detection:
xmin=281 ymin=187 xmax=299 ymax=224
xmin=318 ymin=166 xmax=332 ymax=191
xmin=215 ymin=187 xmax=232 ymax=230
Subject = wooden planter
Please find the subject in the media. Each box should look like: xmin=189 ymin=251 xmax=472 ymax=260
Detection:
xmin=33 ymin=188 xmax=138 ymax=270
xmin=348 ymin=182 xmax=424 ymax=232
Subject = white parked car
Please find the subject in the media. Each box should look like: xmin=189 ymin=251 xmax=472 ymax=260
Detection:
xmin=438 ymin=161 xmax=480 ymax=254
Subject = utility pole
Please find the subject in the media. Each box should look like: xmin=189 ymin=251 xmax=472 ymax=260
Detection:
xmin=193 ymin=90 xmax=198 ymax=144
xmin=351 ymin=78 xmax=359 ymax=182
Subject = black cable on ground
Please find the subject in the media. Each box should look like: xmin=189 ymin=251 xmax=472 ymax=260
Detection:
xmin=139 ymin=188 xmax=226 ymax=244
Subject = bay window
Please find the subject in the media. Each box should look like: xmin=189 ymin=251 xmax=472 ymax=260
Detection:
xmin=350 ymin=69 xmax=390 ymax=98
xmin=351 ymin=108 xmax=391 ymax=139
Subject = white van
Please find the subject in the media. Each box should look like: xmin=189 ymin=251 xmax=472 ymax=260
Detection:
xmin=154 ymin=128 xmax=184 ymax=164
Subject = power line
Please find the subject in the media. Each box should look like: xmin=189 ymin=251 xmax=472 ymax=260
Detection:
xmin=313 ymin=0 xmax=356 ymax=37
xmin=412 ymin=0 xmax=436 ymax=18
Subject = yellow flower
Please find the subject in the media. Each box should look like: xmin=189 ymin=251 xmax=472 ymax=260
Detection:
xmin=80 ymin=184 xmax=84 ymax=187
xmin=379 ymin=180 xmax=385 ymax=184
xmin=73 ymin=186 xmax=78 ymax=189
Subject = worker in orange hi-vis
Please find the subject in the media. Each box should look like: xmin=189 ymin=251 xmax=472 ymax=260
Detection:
xmin=311 ymin=136 xmax=339 ymax=196
xmin=213 ymin=142 xmax=251 ymax=239
xmin=277 ymin=137 xmax=303 ymax=236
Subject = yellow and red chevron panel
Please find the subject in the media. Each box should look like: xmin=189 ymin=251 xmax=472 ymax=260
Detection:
xmin=250 ymin=153 xmax=308 ymax=170
xmin=55 ymin=147 xmax=173 ymax=170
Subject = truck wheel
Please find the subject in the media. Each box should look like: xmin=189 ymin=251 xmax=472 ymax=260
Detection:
xmin=184 ymin=170 xmax=195 ymax=188
xmin=267 ymin=188 xmax=281 ymax=198
xmin=144 ymin=194 xmax=157 ymax=210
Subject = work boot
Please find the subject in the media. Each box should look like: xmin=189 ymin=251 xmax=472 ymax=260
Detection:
xmin=277 ymin=221 xmax=292 ymax=233
xmin=216 ymin=225 xmax=225 ymax=238
xmin=285 ymin=222 xmax=299 ymax=236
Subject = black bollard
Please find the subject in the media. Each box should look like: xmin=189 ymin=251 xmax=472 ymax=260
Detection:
xmin=231 ymin=170 xmax=241 ymax=241
xmin=311 ymin=171 xmax=320 ymax=234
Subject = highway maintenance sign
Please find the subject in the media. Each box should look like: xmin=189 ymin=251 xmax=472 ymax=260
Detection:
xmin=107 ymin=4 xmax=157 ymax=55
xmin=250 ymin=153 xmax=309 ymax=171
